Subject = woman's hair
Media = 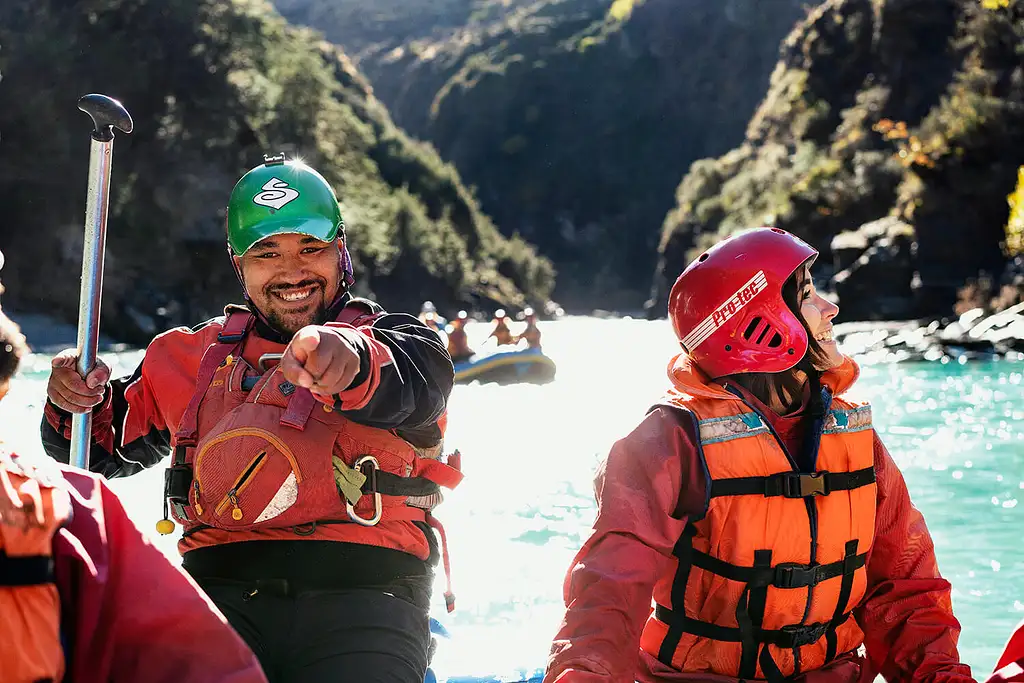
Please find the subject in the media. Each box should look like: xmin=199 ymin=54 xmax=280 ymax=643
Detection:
xmin=0 ymin=312 xmax=29 ymax=385
xmin=720 ymin=261 xmax=831 ymax=411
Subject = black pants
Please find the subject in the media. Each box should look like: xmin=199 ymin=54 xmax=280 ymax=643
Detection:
xmin=199 ymin=578 xmax=431 ymax=683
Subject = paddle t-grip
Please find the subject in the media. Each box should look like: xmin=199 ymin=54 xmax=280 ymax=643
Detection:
xmin=77 ymin=94 xmax=133 ymax=142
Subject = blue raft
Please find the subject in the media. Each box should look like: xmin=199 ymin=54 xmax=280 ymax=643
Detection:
xmin=453 ymin=347 xmax=556 ymax=386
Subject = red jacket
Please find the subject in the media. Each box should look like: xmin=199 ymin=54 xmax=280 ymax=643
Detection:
xmin=25 ymin=456 xmax=266 ymax=683
xmin=545 ymin=356 xmax=973 ymax=683
xmin=987 ymin=619 xmax=1024 ymax=683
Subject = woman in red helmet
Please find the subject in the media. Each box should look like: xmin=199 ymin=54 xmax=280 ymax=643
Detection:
xmin=544 ymin=228 xmax=973 ymax=683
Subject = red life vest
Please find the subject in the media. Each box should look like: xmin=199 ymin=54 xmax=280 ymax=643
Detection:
xmin=160 ymin=304 xmax=463 ymax=609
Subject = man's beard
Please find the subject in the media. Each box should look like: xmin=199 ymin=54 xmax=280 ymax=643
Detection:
xmin=264 ymin=300 xmax=331 ymax=336
xmin=260 ymin=277 xmax=333 ymax=336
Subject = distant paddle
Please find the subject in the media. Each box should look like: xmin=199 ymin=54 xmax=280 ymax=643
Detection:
xmin=69 ymin=94 xmax=133 ymax=471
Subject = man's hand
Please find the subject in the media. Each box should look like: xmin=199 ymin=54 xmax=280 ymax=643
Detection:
xmin=47 ymin=349 xmax=110 ymax=414
xmin=280 ymin=326 xmax=362 ymax=396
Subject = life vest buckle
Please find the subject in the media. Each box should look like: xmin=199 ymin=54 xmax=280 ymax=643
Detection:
xmin=772 ymin=562 xmax=820 ymax=589
xmin=346 ymin=456 xmax=382 ymax=527
xmin=777 ymin=622 xmax=828 ymax=648
xmin=782 ymin=472 xmax=829 ymax=498
xmin=217 ymin=330 xmax=247 ymax=344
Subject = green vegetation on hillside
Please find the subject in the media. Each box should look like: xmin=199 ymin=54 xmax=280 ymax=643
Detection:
xmin=0 ymin=0 xmax=552 ymax=344
xmin=654 ymin=0 xmax=1024 ymax=320
xmin=277 ymin=0 xmax=807 ymax=311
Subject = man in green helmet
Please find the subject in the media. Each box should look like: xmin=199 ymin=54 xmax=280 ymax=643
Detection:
xmin=40 ymin=155 xmax=461 ymax=683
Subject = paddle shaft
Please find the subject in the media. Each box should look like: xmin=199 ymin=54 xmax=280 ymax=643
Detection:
xmin=69 ymin=136 xmax=115 ymax=470
xmin=70 ymin=94 xmax=133 ymax=471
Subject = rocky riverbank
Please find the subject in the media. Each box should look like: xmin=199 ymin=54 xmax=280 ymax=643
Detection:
xmin=835 ymin=303 xmax=1024 ymax=363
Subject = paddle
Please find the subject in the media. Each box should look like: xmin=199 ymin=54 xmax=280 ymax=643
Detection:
xmin=69 ymin=94 xmax=133 ymax=470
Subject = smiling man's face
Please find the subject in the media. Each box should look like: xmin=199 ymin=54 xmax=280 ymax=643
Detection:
xmin=236 ymin=233 xmax=342 ymax=335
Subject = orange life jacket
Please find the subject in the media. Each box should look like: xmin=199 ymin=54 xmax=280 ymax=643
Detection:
xmin=161 ymin=305 xmax=463 ymax=609
xmin=0 ymin=446 xmax=71 ymax=683
xmin=491 ymin=320 xmax=514 ymax=345
xmin=519 ymin=323 xmax=541 ymax=349
xmin=447 ymin=325 xmax=471 ymax=357
xmin=639 ymin=358 xmax=876 ymax=681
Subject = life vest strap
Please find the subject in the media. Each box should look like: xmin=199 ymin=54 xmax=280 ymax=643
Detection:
xmin=825 ymin=539 xmax=860 ymax=663
xmin=180 ymin=506 xmax=431 ymax=539
xmin=689 ymin=547 xmax=867 ymax=589
xmin=658 ymin=524 xmax=699 ymax=666
xmin=0 ymin=552 xmax=55 ymax=586
xmin=426 ymin=513 xmax=455 ymax=613
xmin=174 ymin=310 xmax=254 ymax=450
xmin=654 ymin=603 xmax=851 ymax=650
xmin=709 ymin=466 xmax=876 ymax=499
xmin=370 ymin=470 xmax=442 ymax=498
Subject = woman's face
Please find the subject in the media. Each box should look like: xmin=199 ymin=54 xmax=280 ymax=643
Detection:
xmin=797 ymin=265 xmax=843 ymax=369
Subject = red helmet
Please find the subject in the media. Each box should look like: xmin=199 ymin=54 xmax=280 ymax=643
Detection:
xmin=668 ymin=227 xmax=817 ymax=378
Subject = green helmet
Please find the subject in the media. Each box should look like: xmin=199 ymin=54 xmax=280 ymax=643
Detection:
xmin=226 ymin=155 xmax=344 ymax=256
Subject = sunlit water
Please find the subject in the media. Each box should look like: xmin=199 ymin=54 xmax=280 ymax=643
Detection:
xmin=1 ymin=318 xmax=1022 ymax=681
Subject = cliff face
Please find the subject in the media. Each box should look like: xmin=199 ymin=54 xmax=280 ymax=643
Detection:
xmin=277 ymin=0 xmax=807 ymax=310
xmin=0 ymin=0 xmax=552 ymax=345
xmin=652 ymin=0 xmax=1023 ymax=321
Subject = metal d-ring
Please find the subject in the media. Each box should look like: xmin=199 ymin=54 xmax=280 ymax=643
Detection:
xmin=258 ymin=353 xmax=284 ymax=372
xmin=346 ymin=456 xmax=382 ymax=527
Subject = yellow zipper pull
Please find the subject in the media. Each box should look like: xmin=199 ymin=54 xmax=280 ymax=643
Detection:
xmin=193 ymin=480 xmax=204 ymax=516
xmin=229 ymin=491 xmax=243 ymax=520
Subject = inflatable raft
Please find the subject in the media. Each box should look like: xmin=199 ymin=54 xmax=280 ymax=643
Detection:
xmin=453 ymin=347 xmax=556 ymax=385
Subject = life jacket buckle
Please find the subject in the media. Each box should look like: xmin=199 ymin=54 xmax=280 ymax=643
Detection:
xmin=772 ymin=562 xmax=819 ymax=589
xmin=782 ymin=472 xmax=829 ymax=498
xmin=346 ymin=456 xmax=382 ymax=527
xmin=217 ymin=331 xmax=247 ymax=344
xmin=778 ymin=622 xmax=828 ymax=648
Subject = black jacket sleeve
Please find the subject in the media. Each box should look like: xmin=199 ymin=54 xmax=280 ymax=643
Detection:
xmin=330 ymin=312 xmax=454 ymax=446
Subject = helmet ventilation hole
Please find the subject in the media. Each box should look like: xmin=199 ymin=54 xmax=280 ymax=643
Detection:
xmin=741 ymin=316 xmax=784 ymax=348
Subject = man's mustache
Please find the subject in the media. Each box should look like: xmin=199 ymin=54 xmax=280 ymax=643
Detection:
xmin=266 ymin=279 xmax=325 ymax=295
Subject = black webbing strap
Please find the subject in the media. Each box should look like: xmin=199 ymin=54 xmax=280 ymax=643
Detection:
xmin=653 ymin=603 xmax=849 ymax=649
xmin=825 ymin=539 xmax=861 ymax=663
xmin=710 ymin=467 xmax=876 ymax=499
xmin=657 ymin=524 xmax=698 ymax=667
xmin=367 ymin=470 xmax=441 ymax=497
xmin=689 ymin=547 xmax=867 ymax=589
xmin=0 ymin=552 xmax=55 ymax=586
xmin=736 ymin=549 xmax=772 ymax=678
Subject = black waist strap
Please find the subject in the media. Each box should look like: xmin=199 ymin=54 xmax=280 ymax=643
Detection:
xmin=691 ymin=548 xmax=867 ymax=589
xmin=0 ymin=552 xmax=55 ymax=586
xmin=710 ymin=467 xmax=876 ymax=499
xmin=182 ymin=539 xmax=430 ymax=587
xmin=367 ymin=470 xmax=440 ymax=497
xmin=654 ymin=603 xmax=849 ymax=649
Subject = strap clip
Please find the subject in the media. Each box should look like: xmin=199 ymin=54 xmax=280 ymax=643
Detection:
xmin=782 ymin=472 xmax=829 ymax=497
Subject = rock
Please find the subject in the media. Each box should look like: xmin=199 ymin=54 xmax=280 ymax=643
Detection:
xmin=831 ymin=217 xmax=916 ymax=320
